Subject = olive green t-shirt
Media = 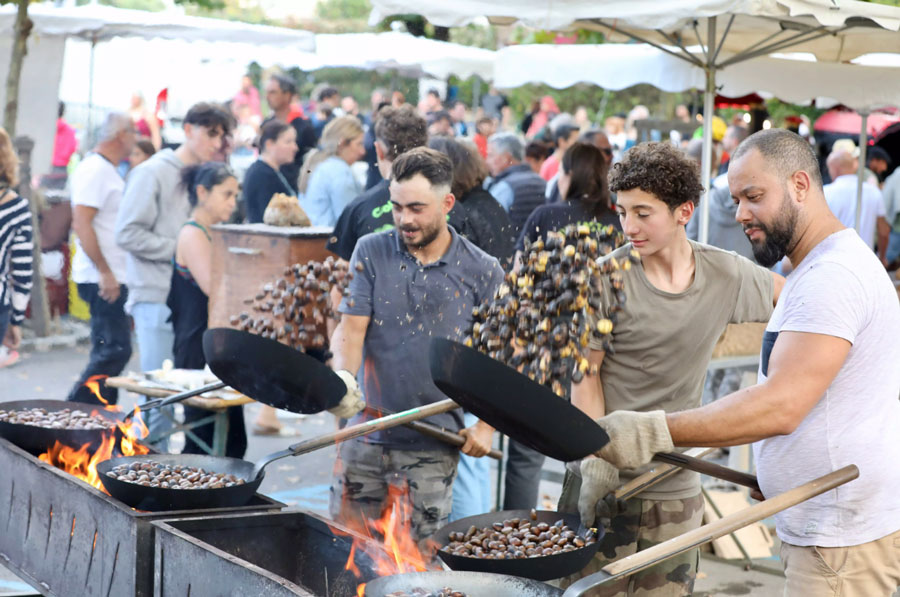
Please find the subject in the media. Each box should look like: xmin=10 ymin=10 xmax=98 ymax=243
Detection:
xmin=590 ymin=240 xmax=774 ymax=499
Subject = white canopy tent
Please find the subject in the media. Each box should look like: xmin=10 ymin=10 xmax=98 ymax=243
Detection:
xmin=0 ymin=3 xmax=316 ymax=48
xmin=313 ymin=32 xmax=496 ymax=80
xmin=494 ymin=43 xmax=900 ymax=111
xmin=0 ymin=3 xmax=318 ymax=173
xmin=370 ymin=0 xmax=900 ymax=241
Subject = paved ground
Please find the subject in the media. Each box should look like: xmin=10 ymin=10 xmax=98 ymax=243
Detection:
xmin=0 ymin=335 xmax=789 ymax=596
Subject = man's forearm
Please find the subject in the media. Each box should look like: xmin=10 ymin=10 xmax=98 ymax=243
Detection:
xmin=666 ymin=382 xmax=797 ymax=447
xmin=329 ymin=319 xmax=364 ymax=374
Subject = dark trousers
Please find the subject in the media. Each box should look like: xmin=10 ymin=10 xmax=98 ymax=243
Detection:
xmin=0 ymin=301 xmax=10 ymax=346
xmin=503 ymin=438 xmax=546 ymax=510
xmin=182 ymin=405 xmax=247 ymax=459
xmin=67 ymin=283 xmax=132 ymax=406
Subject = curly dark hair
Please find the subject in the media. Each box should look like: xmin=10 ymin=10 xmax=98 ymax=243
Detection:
xmin=609 ymin=142 xmax=703 ymax=210
xmin=374 ymin=105 xmax=427 ymax=161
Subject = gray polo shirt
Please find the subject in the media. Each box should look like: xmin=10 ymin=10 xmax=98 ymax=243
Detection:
xmin=340 ymin=226 xmax=504 ymax=450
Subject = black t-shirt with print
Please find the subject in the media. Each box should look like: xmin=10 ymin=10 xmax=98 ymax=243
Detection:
xmin=326 ymin=180 xmax=474 ymax=261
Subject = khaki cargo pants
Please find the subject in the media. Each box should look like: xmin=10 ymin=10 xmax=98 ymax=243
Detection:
xmin=781 ymin=527 xmax=900 ymax=597
xmin=557 ymin=470 xmax=704 ymax=597
xmin=329 ymin=438 xmax=459 ymax=542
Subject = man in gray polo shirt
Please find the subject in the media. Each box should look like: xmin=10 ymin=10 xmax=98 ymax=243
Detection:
xmin=329 ymin=147 xmax=504 ymax=540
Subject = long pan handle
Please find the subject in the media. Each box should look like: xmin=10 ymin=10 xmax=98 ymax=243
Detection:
xmin=615 ymin=447 xmax=717 ymax=500
xmin=365 ymin=406 xmax=503 ymax=460
xmin=125 ymin=381 xmax=227 ymax=420
xmin=251 ymin=398 xmax=460 ymax=478
xmin=563 ymin=464 xmax=859 ymax=597
xmin=652 ymin=451 xmax=760 ymax=492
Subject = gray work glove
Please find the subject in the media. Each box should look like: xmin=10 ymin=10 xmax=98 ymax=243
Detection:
xmin=578 ymin=457 xmax=619 ymax=528
xmin=596 ymin=410 xmax=674 ymax=470
xmin=327 ymin=369 xmax=365 ymax=419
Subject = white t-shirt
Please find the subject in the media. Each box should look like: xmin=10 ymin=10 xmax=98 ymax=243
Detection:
xmin=71 ymin=153 xmax=128 ymax=284
xmin=753 ymin=229 xmax=900 ymax=548
xmin=823 ymin=174 xmax=886 ymax=249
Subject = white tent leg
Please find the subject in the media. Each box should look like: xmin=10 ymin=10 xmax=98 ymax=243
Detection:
xmin=856 ymin=111 xmax=868 ymax=233
xmin=699 ymin=17 xmax=717 ymax=245
xmin=87 ymin=35 xmax=96 ymax=147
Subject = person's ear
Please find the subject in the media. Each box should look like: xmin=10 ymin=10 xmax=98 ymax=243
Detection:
xmin=791 ymin=170 xmax=812 ymax=202
xmin=374 ymin=140 xmax=386 ymax=162
xmin=443 ymin=192 xmax=455 ymax=215
xmin=676 ymin=200 xmax=695 ymax=226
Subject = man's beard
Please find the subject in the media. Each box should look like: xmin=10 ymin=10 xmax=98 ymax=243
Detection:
xmin=400 ymin=220 xmax=442 ymax=250
xmin=745 ymin=193 xmax=798 ymax=268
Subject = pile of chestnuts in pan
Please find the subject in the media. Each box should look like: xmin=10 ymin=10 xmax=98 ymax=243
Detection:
xmin=464 ymin=223 xmax=636 ymax=397
xmin=441 ymin=513 xmax=597 ymax=560
xmin=228 ymin=256 xmax=356 ymax=350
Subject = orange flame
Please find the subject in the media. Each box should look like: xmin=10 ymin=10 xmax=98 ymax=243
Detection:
xmin=84 ymin=375 xmax=110 ymax=406
xmin=334 ymin=481 xmax=438 ymax=596
xmin=38 ymin=406 xmax=150 ymax=492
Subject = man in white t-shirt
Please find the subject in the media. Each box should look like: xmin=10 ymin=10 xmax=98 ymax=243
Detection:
xmin=580 ymin=129 xmax=900 ymax=596
xmin=67 ymin=112 xmax=136 ymax=405
xmin=824 ymin=148 xmax=890 ymax=264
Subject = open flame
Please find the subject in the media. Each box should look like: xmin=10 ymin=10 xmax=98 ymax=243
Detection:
xmin=39 ymin=380 xmax=150 ymax=492
xmin=84 ymin=374 xmax=110 ymax=406
xmin=336 ymin=481 xmax=439 ymax=597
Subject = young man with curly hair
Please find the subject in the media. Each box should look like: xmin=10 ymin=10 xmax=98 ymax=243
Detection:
xmin=558 ymin=142 xmax=784 ymax=597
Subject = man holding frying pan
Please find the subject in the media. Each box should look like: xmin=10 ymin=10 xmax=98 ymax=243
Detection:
xmin=584 ymin=130 xmax=900 ymax=596
xmin=328 ymin=147 xmax=504 ymax=540
xmin=559 ymin=141 xmax=784 ymax=596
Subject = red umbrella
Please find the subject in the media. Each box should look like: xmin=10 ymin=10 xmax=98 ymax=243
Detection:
xmin=813 ymin=107 xmax=900 ymax=136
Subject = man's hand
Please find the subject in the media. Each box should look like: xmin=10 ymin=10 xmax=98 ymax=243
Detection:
xmin=578 ymin=456 xmax=619 ymax=528
xmin=327 ymin=369 xmax=365 ymax=419
xmin=3 ymin=324 xmax=21 ymax=350
xmin=98 ymin=271 xmax=120 ymax=303
xmin=459 ymin=420 xmax=494 ymax=457
xmin=596 ymin=410 xmax=674 ymax=469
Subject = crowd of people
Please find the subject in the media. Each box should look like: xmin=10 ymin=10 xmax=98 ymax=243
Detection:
xmin=0 ymin=72 xmax=897 ymax=597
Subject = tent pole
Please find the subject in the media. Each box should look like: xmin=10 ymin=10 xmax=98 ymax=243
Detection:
xmin=856 ymin=110 xmax=868 ymax=234
xmin=87 ymin=35 xmax=96 ymax=148
xmin=699 ymin=16 xmax=717 ymax=245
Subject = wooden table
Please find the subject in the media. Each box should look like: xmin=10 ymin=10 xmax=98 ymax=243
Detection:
xmin=106 ymin=376 xmax=254 ymax=457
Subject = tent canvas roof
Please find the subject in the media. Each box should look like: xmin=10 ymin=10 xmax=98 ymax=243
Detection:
xmin=371 ymin=0 xmax=900 ymax=62
xmin=0 ymin=4 xmax=316 ymax=50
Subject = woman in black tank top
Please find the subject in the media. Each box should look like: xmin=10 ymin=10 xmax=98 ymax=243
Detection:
xmin=167 ymin=162 xmax=245 ymax=457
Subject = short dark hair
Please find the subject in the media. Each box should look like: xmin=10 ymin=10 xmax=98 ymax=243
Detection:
xmin=430 ymin=110 xmax=451 ymax=125
xmin=318 ymin=86 xmax=339 ymax=102
xmin=184 ymin=102 xmax=234 ymax=136
xmin=181 ymin=162 xmax=236 ymax=207
xmin=428 ymin=136 xmax=487 ymax=198
xmin=392 ymin=147 xmax=453 ymax=190
xmin=554 ymin=124 xmax=580 ymax=146
xmin=609 ymin=142 xmax=704 ymax=210
xmin=135 ymin=139 xmax=156 ymax=158
xmin=427 ymin=88 xmax=441 ymax=99
xmin=868 ymin=145 xmax=892 ymax=167
xmin=561 ymin=143 xmax=611 ymax=218
xmin=259 ymin=119 xmax=291 ymax=152
xmin=525 ymin=140 xmax=552 ymax=161
xmin=374 ymin=105 xmax=427 ymax=161
xmin=58 ymin=101 xmax=65 ymax=118
xmin=270 ymin=74 xmax=296 ymax=96
xmin=731 ymin=128 xmax=823 ymax=190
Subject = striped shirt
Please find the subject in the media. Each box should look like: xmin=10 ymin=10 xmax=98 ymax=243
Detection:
xmin=0 ymin=194 xmax=34 ymax=324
